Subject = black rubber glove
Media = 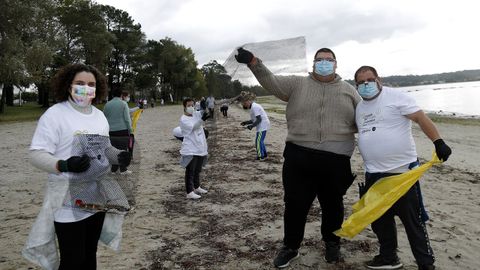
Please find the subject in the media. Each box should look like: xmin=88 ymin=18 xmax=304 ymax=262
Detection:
xmin=58 ymin=155 xmax=90 ymax=173
xmin=235 ymin=47 xmax=254 ymax=64
xmin=358 ymin=182 xmax=366 ymax=199
xmin=240 ymin=121 xmax=249 ymax=126
xmin=433 ymin=139 xmax=452 ymax=161
xmin=118 ymin=151 xmax=132 ymax=167
xmin=247 ymin=124 xmax=254 ymax=130
xmin=201 ymin=112 xmax=210 ymax=121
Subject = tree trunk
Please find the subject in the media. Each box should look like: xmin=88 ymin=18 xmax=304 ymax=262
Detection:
xmin=0 ymin=84 xmax=5 ymax=113
xmin=5 ymin=84 xmax=14 ymax=106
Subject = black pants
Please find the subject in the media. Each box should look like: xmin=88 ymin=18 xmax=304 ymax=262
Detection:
xmin=282 ymin=142 xmax=355 ymax=249
xmin=366 ymin=172 xmax=435 ymax=266
xmin=208 ymin=108 xmax=214 ymax=118
xmin=220 ymin=107 xmax=228 ymax=117
xmin=54 ymin=212 xmax=106 ymax=270
xmin=185 ymin=156 xmax=205 ymax=193
xmin=109 ymin=129 xmax=129 ymax=172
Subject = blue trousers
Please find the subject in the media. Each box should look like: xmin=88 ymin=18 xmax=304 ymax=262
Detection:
xmin=255 ymin=130 xmax=267 ymax=159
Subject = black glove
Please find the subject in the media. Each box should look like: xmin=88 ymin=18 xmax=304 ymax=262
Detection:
xmin=118 ymin=151 xmax=132 ymax=167
xmin=58 ymin=155 xmax=90 ymax=173
xmin=358 ymin=182 xmax=366 ymax=199
xmin=235 ymin=47 xmax=254 ymax=64
xmin=201 ymin=112 xmax=210 ymax=121
xmin=433 ymin=139 xmax=452 ymax=161
xmin=240 ymin=121 xmax=249 ymax=126
xmin=247 ymin=124 xmax=254 ymax=130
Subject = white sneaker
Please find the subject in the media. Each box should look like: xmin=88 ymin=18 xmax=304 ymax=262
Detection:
xmin=186 ymin=192 xmax=201 ymax=199
xmin=195 ymin=187 xmax=208 ymax=194
xmin=120 ymin=170 xmax=133 ymax=175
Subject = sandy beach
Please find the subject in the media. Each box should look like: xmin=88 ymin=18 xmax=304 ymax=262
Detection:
xmin=0 ymin=99 xmax=479 ymax=270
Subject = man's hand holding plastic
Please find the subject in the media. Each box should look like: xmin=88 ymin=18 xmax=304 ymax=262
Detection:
xmin=433 ymin=139 xmax=452 ymax=161
xmin=235 ymin=48 xmax=254 ymax=65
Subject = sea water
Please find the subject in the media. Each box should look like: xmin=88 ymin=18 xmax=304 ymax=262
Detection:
xmin=397 ymin=81 xmax=480 ymax=117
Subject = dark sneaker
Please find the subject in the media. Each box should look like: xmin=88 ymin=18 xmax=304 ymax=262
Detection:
xmin=418 ymin=265 xmax=435 ymax=270
xmin=365 ymin=255 xmax=403 ymax=269
xmin=324 ymin=241 xmax=342 ymax=263
xmin=273 ymin=246 xmax=299 ymax=268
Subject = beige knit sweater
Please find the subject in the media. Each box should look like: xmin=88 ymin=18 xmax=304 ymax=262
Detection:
xmin=250 ymin=59 xmax=361 ymax=151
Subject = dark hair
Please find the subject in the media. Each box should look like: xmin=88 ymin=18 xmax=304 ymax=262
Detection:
xmin=354 ymin=66 xmax=379 ymax=82
xmin=121 ymin=91 xmax=129 ymax=98
xmin=183 ymin=98 xmax=194 ymax=107
xmin=52 ymin=63 xmax=108 ymax=103
xmin=314 ymin=48 xmax=336 ymax=60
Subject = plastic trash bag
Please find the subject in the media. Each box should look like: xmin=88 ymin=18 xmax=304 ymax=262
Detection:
xmin=131 ymin=109 xmax=143 ymax=133
xmin=334 ymin=152 xmax=442 ymax=239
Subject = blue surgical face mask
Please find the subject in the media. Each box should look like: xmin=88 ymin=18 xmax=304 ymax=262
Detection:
xmin=357 ymin=81 xmax=380 ymax=99
xmin=314 ymin=60 xmax=334 ymax=76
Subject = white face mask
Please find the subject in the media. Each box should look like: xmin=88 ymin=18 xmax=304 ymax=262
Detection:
xmin=124 ymin=96 xmax=130 ymax=102
xmin=71 ymin=84 xmax=96 ymax=107
xmin=185 ymin=106 xmax=195 ymax=114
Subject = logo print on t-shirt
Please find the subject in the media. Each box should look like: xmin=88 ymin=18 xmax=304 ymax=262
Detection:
xmin=372 ymin=127 xmax=376 ymax=131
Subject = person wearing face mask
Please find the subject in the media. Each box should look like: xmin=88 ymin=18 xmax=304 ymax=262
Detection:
xmin=239 ymin=91 xmax=270 ymax=160
xmin=235 ymin=47 xmax=361 ymax=268
xmin=354 ymin=66 xmax=451 ymax=270
xmin=104 ymin=89 xmax=133 ymax=174
xmin=179 ymin=98 xmax=210 ymax=199
xmin=23 ymin=64 xmax=132 ymax=270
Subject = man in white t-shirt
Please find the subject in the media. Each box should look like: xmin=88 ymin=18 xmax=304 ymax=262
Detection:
xmin=354 ymin=66 xmax=452 ymax=270
xmin=240 ymin=92 xmax=271 ymax=160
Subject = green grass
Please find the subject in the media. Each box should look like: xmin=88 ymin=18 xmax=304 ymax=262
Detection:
xmin=0 ymin=102 xmax=47 ymax=123
xmin=0 ymin=102 xmax=111 ymax=124
xmin=427 ymin=113 xmax=480 ymax=126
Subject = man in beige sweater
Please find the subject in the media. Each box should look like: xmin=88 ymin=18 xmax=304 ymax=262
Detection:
xmin=235 ymin=47 xmax=361 ymax=268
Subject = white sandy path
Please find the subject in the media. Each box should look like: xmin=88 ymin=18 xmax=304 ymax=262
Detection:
xmin=0 ymin=103 xmax=479 ymax=269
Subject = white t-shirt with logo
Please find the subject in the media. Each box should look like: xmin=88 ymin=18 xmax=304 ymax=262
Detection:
xmin=179 ymin=111 xmax=208 ymax=156
xmin=356 ymin=87 xmax=420 ymax=173
xmin=30 ymin=101 xmax=110 ymax=222
xmin=250 ymin=102 xmax=270 ymax=132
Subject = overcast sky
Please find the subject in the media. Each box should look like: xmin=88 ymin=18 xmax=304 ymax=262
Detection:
xmin=95 ymin=0 xmax=480 ymax=80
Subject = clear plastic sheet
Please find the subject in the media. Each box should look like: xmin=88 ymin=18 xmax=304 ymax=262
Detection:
xmin=223 ymin=36 xmax=308 ymax=85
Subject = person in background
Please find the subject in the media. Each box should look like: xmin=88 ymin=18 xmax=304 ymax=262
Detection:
xmin=236 ymin=47 xmax=360 ymax=268
xmin=104 ymin=90 xmax=133 ymax=174
xmin=200 ymin=97 xmax=207 ymax=114
xmin=354 ymin=66 xmax=452 ymax=270
xmin=206 ymin=95 xmax=215 ymax=118
xmin=239 ymin=92 xmax=270 ymax=160
xmin=220 ymin=101 xmax=229 ymax=117
xmin=23 ymin=63 xmax=131 ymax=269
xmin=179 ymin=98 xmax=210 ymax=199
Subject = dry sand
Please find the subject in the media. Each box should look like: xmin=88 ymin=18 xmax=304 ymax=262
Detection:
xmin=0 ymin=100 xmax=479 ymax=270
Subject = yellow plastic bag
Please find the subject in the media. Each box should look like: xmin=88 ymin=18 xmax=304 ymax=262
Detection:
xmin=334 ymin=153 xmax=442 ymax=239
xmin=131 ymin=109 xmax=144 ymax=134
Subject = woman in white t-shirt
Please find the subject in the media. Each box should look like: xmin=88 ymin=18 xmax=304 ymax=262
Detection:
xmin=23 ymin=64 xmax=132 ymax=270
xmin=179 ymin=98 xmax=210 ymax=199
xmin=239 ymin=92 xmax=270 ymax=161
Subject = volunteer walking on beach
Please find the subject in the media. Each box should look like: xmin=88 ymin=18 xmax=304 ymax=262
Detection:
xmin=23 ymin=64 xmax=132 ymax=270
xmin=236 ymin=47 xmax=361 ymax=268
xmin=179 ymin=98 xmax=210 ymax=199
xmin=354 ymin=66 xmax=451 ymax=270
xmin=239 ymin=92 xmax=270 ymax=160
xmin=103 ymin=89 xmax=133 ymax=174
